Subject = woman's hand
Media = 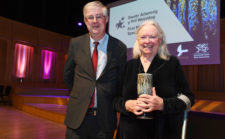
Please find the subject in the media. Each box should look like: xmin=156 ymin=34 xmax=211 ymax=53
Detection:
xmin=125 ymin=99 xmax=145 ymax=115
xmin=137 ymin=87 xmax=164 ymax=112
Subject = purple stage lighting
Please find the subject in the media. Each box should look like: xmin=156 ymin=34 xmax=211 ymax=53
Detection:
xmin=15 ymin=43 xmax=33 ymax=78
xmin=77 ymin=22 xmax=82 ymax=26
xmin=41 ymin=50 xmax=55 ymax=79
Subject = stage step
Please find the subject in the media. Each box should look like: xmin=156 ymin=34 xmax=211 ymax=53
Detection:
xmin=191 ymin=99 xmax=225 ymax=117
xmin=22 ymin=103 xmax=66 ymax=124
xmin=11 ymin=94 xmax=69 ymax=124
xmin=12 ymin=95 xmax=69 ymax=108
xmin=11 ymin=93 xmax=225 ymax=125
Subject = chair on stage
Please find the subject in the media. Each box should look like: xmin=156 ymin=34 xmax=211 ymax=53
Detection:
xmin=0 ymin=85 xmax=4 ymax=102
xmin=0 ymin=86 xmax=11 ymax=104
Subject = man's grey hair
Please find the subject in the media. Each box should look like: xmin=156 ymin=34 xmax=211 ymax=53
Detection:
xmin=83 ymin=1 xmax=108 ymax=18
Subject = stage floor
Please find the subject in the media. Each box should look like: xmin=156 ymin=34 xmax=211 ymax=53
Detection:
xmin=0 ymin=105 xmax=66 ymax=139
xmin=7 ymin=94 xmax=225 ymax=139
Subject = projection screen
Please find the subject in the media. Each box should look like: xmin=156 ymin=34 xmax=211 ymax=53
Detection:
xmin=108 ymin=0 xmax=220 ymax=65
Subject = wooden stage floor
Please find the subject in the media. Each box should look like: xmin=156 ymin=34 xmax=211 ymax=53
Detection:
xmin=0 ymin=105 xmax=66 ymax=139
xmin=2 ymin=94 xmax=225 ymax=139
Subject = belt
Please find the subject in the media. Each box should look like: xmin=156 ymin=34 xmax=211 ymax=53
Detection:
xmin=86 ymin=108 xmax=97 ymax=116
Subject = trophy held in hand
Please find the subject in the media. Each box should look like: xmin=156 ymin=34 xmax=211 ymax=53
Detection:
xmin=137 ymin=73 xmax=153 ymax=119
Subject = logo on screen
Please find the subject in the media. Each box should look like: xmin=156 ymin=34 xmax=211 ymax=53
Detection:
xmin=193 ymin=43 xmax=210 ymax=59
xmin=116 ymin=17 xmax=125 ymax=29
xmin=177 ymin=44 xmax=189 ymax=57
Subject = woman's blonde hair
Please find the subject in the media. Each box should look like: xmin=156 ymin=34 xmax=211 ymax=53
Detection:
xmin=133 ymin=20 xmax=170 ymax=60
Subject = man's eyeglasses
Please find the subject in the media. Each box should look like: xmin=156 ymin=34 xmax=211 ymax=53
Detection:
xmin=86 ymin=14 xmax=105 ymax=21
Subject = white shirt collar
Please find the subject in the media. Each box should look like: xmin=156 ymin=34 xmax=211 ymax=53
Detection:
xmin=90 ymin=34 xmax=108 ymax=46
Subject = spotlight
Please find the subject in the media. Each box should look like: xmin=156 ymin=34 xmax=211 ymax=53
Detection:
xmin=77 ymin=22 xmax=83 ymax=27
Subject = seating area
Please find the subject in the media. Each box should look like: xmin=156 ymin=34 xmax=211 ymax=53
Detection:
xmin=0 ymin=85 xmax=11 ymax=104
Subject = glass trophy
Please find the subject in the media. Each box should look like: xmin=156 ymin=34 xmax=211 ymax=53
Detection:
xmin=137 ymin=73 xmax=153 ymax=119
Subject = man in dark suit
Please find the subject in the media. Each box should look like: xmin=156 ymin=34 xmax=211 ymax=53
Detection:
xmin=64 ymin=1 xmax=127 ymax=139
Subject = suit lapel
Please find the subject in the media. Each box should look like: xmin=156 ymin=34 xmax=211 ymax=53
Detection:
xmin=82 ymin=34 xmax=95 ymax=79
xmin=97 ymin=36 xmax=112 ymax=79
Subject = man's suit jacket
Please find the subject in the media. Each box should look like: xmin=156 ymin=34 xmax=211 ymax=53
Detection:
xmin=64 ymin=33 xmax=127 ymax=132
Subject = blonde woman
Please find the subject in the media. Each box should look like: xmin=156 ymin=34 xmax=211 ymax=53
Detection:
xmin=114 ymin=20 xmax=194 ymax=139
